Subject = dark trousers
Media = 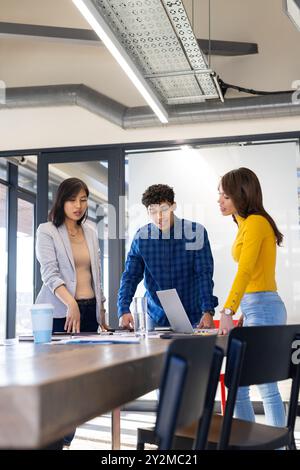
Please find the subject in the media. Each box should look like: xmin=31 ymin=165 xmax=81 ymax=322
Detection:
xmin=53 ymin=298 xmax=98 ymax=334
xmin=52 ymin=299 xmax=98 ymax=446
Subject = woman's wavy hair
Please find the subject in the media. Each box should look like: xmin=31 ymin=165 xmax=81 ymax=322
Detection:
xmin=220 ymin=167 xmax=283 ymax=246
xmin=48 ymin=178 xmax=89 ymax=227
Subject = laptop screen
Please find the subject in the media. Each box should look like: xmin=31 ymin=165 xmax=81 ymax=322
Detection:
xmin=156 ymin=289 xmax=194 ymax=334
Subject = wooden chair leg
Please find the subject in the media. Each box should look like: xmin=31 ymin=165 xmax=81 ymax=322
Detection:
xmin=112 ymin=408 xmax=121 ymax=450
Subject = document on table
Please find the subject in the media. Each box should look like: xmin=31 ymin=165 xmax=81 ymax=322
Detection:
xmin=53 ymin=334 xmax=141 ymax=344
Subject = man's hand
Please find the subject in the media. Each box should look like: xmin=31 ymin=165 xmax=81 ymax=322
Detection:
xmin=197 ymin=312 xmax=215 ymax=329
xmin=65 ymin=300 xmax=81 ymax=333
xmin=119 ymin=313 xmax=134 ymax=330
xmin=218 ymin=309 xmax=235 ymax=335
xmin=237 ymin=314 xmax=244 ymax=328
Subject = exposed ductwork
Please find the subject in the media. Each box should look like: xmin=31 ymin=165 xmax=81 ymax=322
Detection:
xmin=1 ymin=84 xmax=127 ymax=127
xmin=1 ymin=84 xmax=299 ymax=128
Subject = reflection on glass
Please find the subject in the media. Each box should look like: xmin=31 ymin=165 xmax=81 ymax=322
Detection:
xmin=0 ymin=159 xmax=7 ymax=181
xmin=18 ymin=156 xmax=37 ymax=193
xmin=48 ymin=161 xmax=109 ymax=307
xmin=16 ymin=199 xmax=35 ymax=335
xmin=0 ymin=184 xmax=8 ymax=340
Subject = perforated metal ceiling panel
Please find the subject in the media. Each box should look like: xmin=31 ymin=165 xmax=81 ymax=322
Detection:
xmin=91 ymin=0 xmax=221 ymax=105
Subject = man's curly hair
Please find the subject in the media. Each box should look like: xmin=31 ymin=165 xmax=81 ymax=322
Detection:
xmin=142 ymin=184 xmax=175 ymax=208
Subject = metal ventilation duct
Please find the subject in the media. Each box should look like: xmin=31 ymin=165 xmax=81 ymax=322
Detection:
xmin=2 ymin=85 xmax=299 ymax=129
xmin=89 ymin=0 xmax=222 ymax=105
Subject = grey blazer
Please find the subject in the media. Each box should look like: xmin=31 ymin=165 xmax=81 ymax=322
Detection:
xmin=35 ymin=221 xmax=106 ymax=322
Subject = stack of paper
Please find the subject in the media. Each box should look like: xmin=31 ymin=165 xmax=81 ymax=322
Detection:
xmin=54 ymin=334 xmax=140 ymax=344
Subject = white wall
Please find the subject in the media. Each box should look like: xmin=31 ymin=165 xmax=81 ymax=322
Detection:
xmin=128 ymin=142 xmax=300 ymax=322
xmin=1 ymin=105 xmax=300 ymax=151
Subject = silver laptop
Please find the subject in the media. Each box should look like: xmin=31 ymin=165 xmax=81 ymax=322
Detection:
xmin=157 ymin=288 xmax=218 ymax=335
xmin=156 ymin=288 xmax=196 ymax=334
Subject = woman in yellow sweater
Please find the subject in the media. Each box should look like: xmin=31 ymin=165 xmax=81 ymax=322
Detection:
xmin=218 ymin=167 xmax=286 ymax=427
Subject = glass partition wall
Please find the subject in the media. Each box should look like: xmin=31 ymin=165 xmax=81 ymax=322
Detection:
xmin=1 ymin=136 xmax=300 ymax=338
xmin=37 ymin=148 xmax=124 ymax=329
xmin=0 ymin=157 xmax=37 ymax=337
xmin=125 ymin=141 xmax=300 ymax=323
xmin=0 ymin=182 xmax=8 ymax=341
xmin=15 ymin=197 xmax=35 ymax=335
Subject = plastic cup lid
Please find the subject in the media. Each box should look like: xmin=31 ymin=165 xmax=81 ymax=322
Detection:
xmin=31 ymin=304 xmax=54 ymax=310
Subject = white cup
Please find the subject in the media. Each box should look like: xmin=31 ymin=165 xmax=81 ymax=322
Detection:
xmin=132 ymin=297 xmax=148 ymax=337
xmin=30 ymin=304 xmax=54 ymax=344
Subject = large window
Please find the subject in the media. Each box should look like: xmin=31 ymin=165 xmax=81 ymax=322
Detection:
xmin=18 ymin=156 xmax=37 ymax=193
xmin=1 ymin=137 xmax=299 ymax=339
xmin=0 ymin=160 xmax=7 ymax=181
xmin=15 ymin=197 xmax=35 ymax=335
xmin=0 ymin=157 xmax=37 ymax=338
xmin=126 ymin=141 xmax=300 ymax=323
xmin=0 ymin=184 xmax=8 ymax=340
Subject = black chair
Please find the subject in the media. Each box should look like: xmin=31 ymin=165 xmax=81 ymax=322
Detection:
xmin=173 ymin=325 xmax=300 ymax=450
xmin=137 ymin=335 xmax=224 ymax=450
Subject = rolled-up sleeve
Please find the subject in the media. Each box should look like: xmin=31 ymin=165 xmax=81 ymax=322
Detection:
xmin=36 ymin=225 xmax=65 ymax=294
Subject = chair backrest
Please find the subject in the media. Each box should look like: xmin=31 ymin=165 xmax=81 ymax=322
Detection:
xmin=220 ymin=324 xmax=300 ymax=449
xmin=155 ymin=335 xmax=221 ymax=450
xmin=226 ymin=325 xmax=300 ymax=387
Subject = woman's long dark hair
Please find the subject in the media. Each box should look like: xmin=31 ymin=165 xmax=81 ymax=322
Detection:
xmin=221 ymin=167 xmax=283 ymax=246
xmin=48 ymin=178 xmax=89 ymax=227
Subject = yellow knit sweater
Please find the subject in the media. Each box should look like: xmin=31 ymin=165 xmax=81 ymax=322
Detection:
xmin=224 ymin=214 xmax=277 ymax=313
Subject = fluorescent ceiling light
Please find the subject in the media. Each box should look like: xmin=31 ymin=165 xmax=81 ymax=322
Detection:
xmin=284 ymin=0 xmax=300 ymax=31
xmin=72 ymin=0 xmax=168 ymax=123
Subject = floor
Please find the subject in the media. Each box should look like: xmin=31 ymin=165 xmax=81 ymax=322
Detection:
xmin=69 ymin=412 xmax=157 ymax=450
xmin=67 ymin=379 xmax=300 ymax=450
xmin=68 ymin=404 xmax=300 ymax=450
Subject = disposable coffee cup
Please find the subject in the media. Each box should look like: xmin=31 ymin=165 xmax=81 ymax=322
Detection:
xmin=30 ymin=304 xmax=54 ymax=344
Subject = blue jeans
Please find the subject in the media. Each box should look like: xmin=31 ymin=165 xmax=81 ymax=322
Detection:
xmin=53 ymin=299 xmax=98 ymax=447
xmin=234 ymin=291 xmax=287 ymax=427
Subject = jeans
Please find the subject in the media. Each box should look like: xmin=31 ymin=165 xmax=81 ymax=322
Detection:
xmin=52 ymin=298 xmax=98 ymax=446
xmin=234 ymin=291 xmax=287 ymax=427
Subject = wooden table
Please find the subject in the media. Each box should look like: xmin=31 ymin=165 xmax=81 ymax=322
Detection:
xmin=0 ymin=338 xmax=168 ymax=449
xmin=0 ymin=335 xmax=227 ymax=449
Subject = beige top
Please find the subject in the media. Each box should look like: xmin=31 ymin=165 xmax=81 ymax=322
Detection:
xmin=69 ymin=233 xmax=95 ymax=300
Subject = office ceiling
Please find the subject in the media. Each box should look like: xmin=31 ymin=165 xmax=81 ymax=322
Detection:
xmin=0 ymin=0 xmax=300 ymax=125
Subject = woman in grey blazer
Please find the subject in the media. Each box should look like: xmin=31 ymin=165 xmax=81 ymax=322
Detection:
xmin=36 ymin=177 xmax=107 ymax=334
xmin=36 ymin=177 xmax=107 ymax=448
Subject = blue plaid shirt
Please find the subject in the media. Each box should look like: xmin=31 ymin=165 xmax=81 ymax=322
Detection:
xmin=118 ymin=218 xmax=218 ymax=327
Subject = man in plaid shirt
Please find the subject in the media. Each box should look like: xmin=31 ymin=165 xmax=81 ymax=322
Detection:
xmin=118 ymin=184 xmax=218 ymax=330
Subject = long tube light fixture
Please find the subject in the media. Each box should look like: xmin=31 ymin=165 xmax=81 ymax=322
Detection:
xmin=72 ymin=0 xmax=169 ymax=123
xmin=284 ymin=0 xmax=300 ymax=31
